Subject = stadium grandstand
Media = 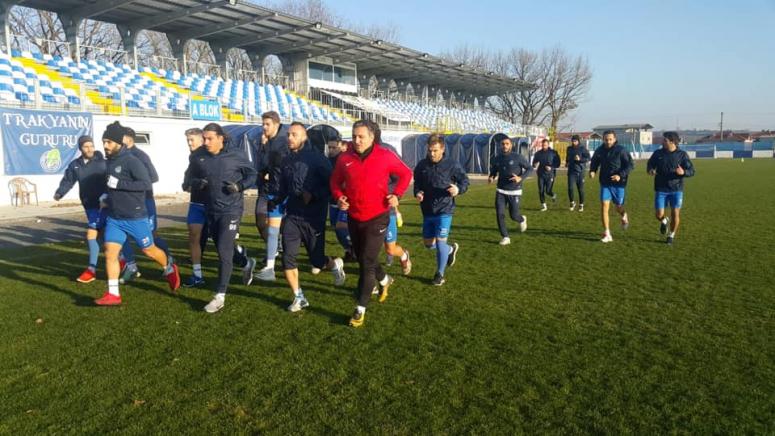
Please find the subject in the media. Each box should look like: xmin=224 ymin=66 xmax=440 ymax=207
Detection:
xmin=0 ymin=0 xmax=547 ymax=201
xmin=0 ymin=0 xmax=541 ymax=132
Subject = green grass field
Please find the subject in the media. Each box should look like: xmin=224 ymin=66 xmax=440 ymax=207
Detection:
xmin=1 ymin=159 xmax=773 ymax=434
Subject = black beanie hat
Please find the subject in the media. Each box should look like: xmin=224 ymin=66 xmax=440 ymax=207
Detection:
xmin=102 ymin=121 xmax=125 ymax=145
xmin=77 ymin=135 xmax=93 ymax=148
xmin=571 ymin=134 xmax=580 ymax=141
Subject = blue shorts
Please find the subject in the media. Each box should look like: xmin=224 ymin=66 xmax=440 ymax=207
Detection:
xmin=422 ymin=214 xmax=453 ymax=239
xmin=187 ymin=202 xmax=206 ymax=225
xmin=655 ymin=191 xmax=684 ymax=210
xmin=385 ymin=212 xmax=398 ymax=243
xmin=266 ymin=194 xmax=286 ymax=219
xmin=145 ymin=198 xmax=158 ymax=231
xmin=85 ymin=207 xmax=107 ymax=230
xmin=600 ymin=186 xmax=626 ymax=206
xmin=104 ymin=216 xmax=154 ymax=249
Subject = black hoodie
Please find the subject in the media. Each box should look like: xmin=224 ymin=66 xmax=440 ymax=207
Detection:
xmin=105 ymin=146 xmax=152 ymax=219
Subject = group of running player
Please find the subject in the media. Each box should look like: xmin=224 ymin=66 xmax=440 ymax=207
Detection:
xmin=488 ymin=130 xmax=694 ymax=245
xmin=54 ymin=116 xmax=693 ymax=327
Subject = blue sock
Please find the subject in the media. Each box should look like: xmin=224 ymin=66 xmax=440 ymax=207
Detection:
xmin=87 ymin=238 xmax=99 ymax=269
xmin=121 ymin=242 xmax=136 ymax=263
xmin=267 ymin=226 xmax=280 ymax=260
xmin=436 ymin=240 xmax=450 ymax=276
xmin=335 ymin=228 xmax=351 ymax=250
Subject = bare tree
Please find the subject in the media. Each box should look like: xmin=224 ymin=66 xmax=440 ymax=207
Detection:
xmin=442 ymin=44 xmax=591 ymax=135
xmin=542 ymin=47 xmax=591 ymax=137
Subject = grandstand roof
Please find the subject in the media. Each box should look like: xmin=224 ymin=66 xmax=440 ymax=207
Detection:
xmin=17 ymin=0 xmax=531 ymax=96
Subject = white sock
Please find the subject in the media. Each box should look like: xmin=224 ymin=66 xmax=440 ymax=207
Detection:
xmin=215 ymin=292 xmax=226 ymax=300
xmin=400 ymin=251 xmax=408 ymax=261
xmin=193 ymin=264 xmax=202 ymax=277
xmin=87 ymin=265 xmax=96 ymax=273
xmin=266 ymin=259 xmax=275 ymax=269
xmin=379 ymin=275 xmax=390 ymax=286
xmin=356 ymin=305 xmax=366 ymax=314
xmin=164 ymin=263 xmax=174 ymax=275
xmin=108 ymin=279 xmax=120 ymax=296
xmin=604 ymin=229 xmax=611 ymax=236
xmin=294 ymin=288 xmax=304 ymax=297
xmin=669 ymin=231 xmax=675 ymax=238
xmin=661 ymin=217 xmax=668 ymax=224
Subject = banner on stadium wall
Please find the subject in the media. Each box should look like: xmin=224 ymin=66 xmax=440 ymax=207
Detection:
xmin=191 ymin=100 xmax=222 ymax=121
xmin=0 ymin=108 xmax=93 ymax=175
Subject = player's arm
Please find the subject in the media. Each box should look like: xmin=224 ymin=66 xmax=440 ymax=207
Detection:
xmin=308 ymin=154 xmax=332 ymax=202
xmin=679 ymin=152 xmax=695 ymax=178
xmin=329 ymin=156 xmax=346 ymax=202
xmin=646 ymin=153 xmax=657 ymax=175
xmin=453 ymin=162 xmax=470 ymax=195
xmin=581 ymin=147 xmax=590 ymax=163
xmin=236 ymin=153 xmax=258 ymax=190
xmin=54 ymin=161 xmax=77 ymax=200
xmin=620 ymin=149 xmax=634 ymax=178
xmin=387 ymin=153 xmax=413 ymax=199
xmin=114 ymin=159 xmax=152 ymax=192
xmin=520 ymin=155 xmax=534 ymax=179
xmin=488 ymin=157 xmax=498 ymax=183
xmin=589 ymin=148 xmax=601 ymax=176
xmin=139 ymin=152 xmax=160 ymax=184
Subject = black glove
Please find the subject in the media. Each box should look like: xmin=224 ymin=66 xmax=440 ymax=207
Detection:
xmin=225 ymin=181 xmax=241 ymax=194
xmin=192 ymin=178 xmax=208 ymax=190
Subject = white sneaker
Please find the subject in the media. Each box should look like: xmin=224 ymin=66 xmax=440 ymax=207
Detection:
xmin=579 ymin=204 xmax=584 ymax=212
xmin=540 ymin=203 xmax=548 ymax=211
xmin=242 ymin=257 xmax=256 ymax=286
xmin=499 ymin=237 xmax=511 ymax=246
xmin=331 ymin=257 xmax=346 ymax=286
xmin=601 ymin=233 xmax=613 ymax=243
xmin=519 ymin=216 xmax=527 ymax=233
xmin=204 ymin=294 xmax=225 ymax=313
xmin=311 ymin=267 xmax=321 ymax=275
xmin=254 ymin=265 xmax=276 ymax=282
xmin=288 ymin=295 xmax=309 ymax=312
xmin=570 ymin=201 xmax=576 ymax=211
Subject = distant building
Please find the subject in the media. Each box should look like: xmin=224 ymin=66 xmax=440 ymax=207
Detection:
xmin=593 ymin=124 xmax=654 ymax=148
xmin=696 ymin=131 xmax=752 ymax=143
xmin=556 ymin=131 xmax=602 ymax=148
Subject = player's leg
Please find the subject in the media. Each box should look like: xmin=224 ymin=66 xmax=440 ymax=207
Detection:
xmin=577 ymin=174 xmax=586 ymax=211
xmin=667 ymin=192 xmax=683 ymax=244
xmin=537 ymin=175 xmax=547 ymax=209
xmin=384 ymin=212 xmax=410 ymax=275
xmin=600 ymin=186 xmax=613 ymax=242
xmin=349 ymin=213 xmax=391 ymax=327
xmin=654 ymin=191 xmax=669 ymax=236
xmin=614 ymin=188 xmax=629 ymax=230
xmin=204 ymin=214 xmax=238 ymax=313
xmin=257 ymin=197 xmax=283 ymax=281
xmin=96 ymin=217 xmax=127 ymax=305
xmin=432 ymin=215 xmax=456 ymax=286
xmin=568 ymin=173 xmax=576 ymax=210
xmin=134 ymin=219 xmax=180 ymax=291
xmin=185 ymin=203 xmax=206 ymax=287
xmin=282 ymin=217 xmax=309 ymax=312
xmin=78 ymin=208 xmax=102 ymax=283
xmin=255 ymin=195 xmax=269 ymax=241
xmin=495 ymin=192 xmax=510 ymax=245
xmin=507 ymin=194 xmax=526 ymax=233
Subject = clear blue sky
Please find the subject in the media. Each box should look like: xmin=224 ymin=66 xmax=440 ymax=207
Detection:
xmin=324 ymin=0 xmax=775 ymax=131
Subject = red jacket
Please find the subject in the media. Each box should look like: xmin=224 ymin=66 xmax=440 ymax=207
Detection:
xmin=330 ymin=143 xmax=412 ymax=222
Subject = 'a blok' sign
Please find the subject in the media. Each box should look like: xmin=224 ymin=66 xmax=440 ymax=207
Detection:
xmin=0 ymin=108 xmax=93 ymax=175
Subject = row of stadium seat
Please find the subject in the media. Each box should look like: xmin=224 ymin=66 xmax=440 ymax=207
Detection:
xmin=143 ymin=66 xmax=346 ymax=122
xmin=0 ymin=52 xmax=83 ymax=105
xmin=376 ymin=98 xmax=520 ymax=133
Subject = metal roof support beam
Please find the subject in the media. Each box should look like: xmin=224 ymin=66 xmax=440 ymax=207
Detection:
xmin=115 ymin=24 xmax=138 ymax=68
xmin=170 ymin=11 xmax=277 ymax=41
xmin=125 ymin=0 xmax=232 ymax=31
xmin=349 ymin=47 xmax=403 ymax=63
xmin=308 ymin=40 xmax=379 ymax=59
xmin=217 ymin=22 xmax=323 ymax=49
xmin=64 ymin=0 xmax=140 ymax=19
xmin=167 ymin=35 xmax=190 ymax=76
xmin=258 ymin=30 xmax=343 ymax=54
xmin=59 ymin=13 xmax=82 ymax=63
xmin=0 ymin=0 xmax=23 ymax=54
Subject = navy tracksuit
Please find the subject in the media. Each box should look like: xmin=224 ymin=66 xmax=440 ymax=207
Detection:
xmin=187 ymin=147 xmax=256 ymax=293
xmin=183 ymin=146 xmax=211 ymax=253
xmin=646 ymin=147 xmax=695 ymax=192
xmin=566 ymin=145 xmax=590 ymax=204
xmin=273 ymin=144 xmax=333 ymax=270
xmin=490 ymin=151 xmax=533 ymax=237
xmin=532 ymin=148 xmax=560 ymax=203
xmin=412 ymin=156 xmax=470 ymax=216
xmin=105 ymin=146 xmax=152 ymax=220
xmin=590 ymin=144 xmax=634 ymax=188
xmin=55 ymin=151 xmax=107 ymax=210
xmin=251 ymin=126 xmax=290 ymax=217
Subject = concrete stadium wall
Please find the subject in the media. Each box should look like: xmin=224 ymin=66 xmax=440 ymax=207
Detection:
xmin=0 ymin=116 xmax=413 ymax=205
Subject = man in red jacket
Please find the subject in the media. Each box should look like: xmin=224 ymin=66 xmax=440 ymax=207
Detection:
xmin=330 ymin=120 xmax=413 ymax=327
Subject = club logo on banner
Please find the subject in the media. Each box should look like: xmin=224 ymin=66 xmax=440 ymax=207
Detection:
xmin=0 ymin=108 xmax=93 ymax=175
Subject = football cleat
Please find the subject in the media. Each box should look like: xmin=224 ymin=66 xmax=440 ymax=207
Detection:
xmin=183 ymin=275 xmax=205 ymax=288
xmin=288 ymin=295 xmax=309 ymax=312
xmin=401 ymin=251 xmax=412 ymax=275
xmin=378 ymin=275 xmax=394 ymax=303
xmin=349 ymin=309 xmax=365 ymax=328
xmin=165 ymin=263 xmax=181 ymax=292
xmin=242 ymin=257 xmax=256 ymax=286
xmin=94 ymin=292 xmax=121 ymax=306
xmin=432 ymin=272 xmax=446 ymax=286
xmin=76 ymin=268 xmax=96 ymax=283
xmin=447 ymin=243 xmax=459 ymax=268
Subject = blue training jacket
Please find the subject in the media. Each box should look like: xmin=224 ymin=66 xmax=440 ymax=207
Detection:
xmin=55 ymin=151 xmax=107 ymax=209
xmin=105 ymin=146 xmax=152 ymax=219
xmin=413 ymin=155 xmax=469 ymax=216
